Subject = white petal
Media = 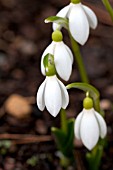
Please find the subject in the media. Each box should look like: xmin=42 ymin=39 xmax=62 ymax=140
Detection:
xmin=37 ymin=78 xmax=47 ymax=111
xmin=68 ymin=4 xmax=89 ymax=45
xmin=57 ymin=78 xmax=69 ymax=109
xmin=54 ymin=41 xmax=72 ymax=81
xmin=53 ymin=5 xmax=70 ymax=30
xmin=94 ymin=110 xmax=107 ymax=138
xmin=41 ymin=42 xmax=55 ymax=75
xmin=44 ymin=76 xmax=62 ymax=117
xmin=80 ymin=108 xmax=99 ymax=150
xmin=65 ymin=45 xmax=73 ymax=63
xmin=83 ymin=5 xmax=98 ymax=29
xmin=74 ymin=110 xmax=84 ymax=140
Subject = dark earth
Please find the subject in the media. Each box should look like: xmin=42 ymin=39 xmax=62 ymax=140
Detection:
xmin=0 ymin=0 xmax=113 ymax=169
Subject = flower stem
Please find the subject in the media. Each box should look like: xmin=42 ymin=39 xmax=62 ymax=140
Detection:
xmin=60 ymin=109 xmax=67 ymax=134
xmin=102 ymin=0 xmax=113 ymax=21
xmin=69 ymin=33 xmax=89 ymax=83
xmin=94 ymin=98 xmax=100 ymax=113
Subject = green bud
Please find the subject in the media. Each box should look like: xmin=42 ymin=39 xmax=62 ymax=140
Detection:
xmin=83 ymin=97 xmax=93 ymax=110
xmin=52 ymin=30 xmax=63 ymax=42
xmin=43 ymin=53 xmax=56 ymax=76
xmin=71 ymin=0 xmax=80 ymax=4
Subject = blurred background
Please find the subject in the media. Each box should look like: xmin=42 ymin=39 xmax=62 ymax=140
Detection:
xmin=0 ymin=0 xmax=113 ymax=169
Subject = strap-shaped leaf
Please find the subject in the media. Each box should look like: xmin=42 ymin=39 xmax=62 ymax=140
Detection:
xmin=86 ymin=138 xmax=107 ymax=170
xmin=51 ymin=127 xmax=67 ymax=152
xmin=63 ymin=119 xmax=75 ymax=157
xmin=51 ymin=119 xmax=75 ymax=158
xmin=86 ymin=145 xmax=103 ymax=170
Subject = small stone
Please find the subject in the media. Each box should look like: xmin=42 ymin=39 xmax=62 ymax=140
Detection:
xmin=13 ymin=36 xmax=37 ymax=55
xmin=11 ymin=69 xmax=25 ymax=80
xmin=35 ymin=119 xmax=48 ymax=135
xmin=3 ymin=30 xmax=15 ymax=42
xmin=5 ymin=94 xmax=32 ymax=119
xmin=100 ymin=99 xmax=112 ymax=110
xmin=4 ymin=157 xmax=15 ymax=170
xmin=105 ymin=85 xmax=113 ymax=96
xmin=15 ymin=162 xmax=23 ymax=170
xmin=1 ymin=0 xmax=16 ymax=8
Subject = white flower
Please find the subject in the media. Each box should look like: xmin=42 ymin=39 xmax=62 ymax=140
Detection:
xmin=37 ymin=75 xmax=69 ymax=117
xmin=41 ymin=41 xmax=73 ymax=81
xmin=53 ymin=3 xmax=97 ymax=45
xmin=74 ymin=108 xmax=107 ymax=150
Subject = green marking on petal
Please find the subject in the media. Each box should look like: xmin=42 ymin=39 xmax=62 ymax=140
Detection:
xmin=43 ymin=53 xmax=56 ymax=76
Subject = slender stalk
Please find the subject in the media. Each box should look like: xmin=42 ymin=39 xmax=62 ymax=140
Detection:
xmin=102 ymin=0 xmax=113 ymax=21
xmin=69 ymin=33 xmax=89 ymax=83
xmin=94 ymin=98 xmax=100 ymax=113
xmin=60 ymin=109 xmax=67 ymax=134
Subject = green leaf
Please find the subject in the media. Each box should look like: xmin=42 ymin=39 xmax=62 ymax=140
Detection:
xmin=63 ymin=119 xmax=75 ymax=157
xmin=27 ymin=156 xmax=38 ymax=167
xmin=51 ymin=127 xmax=67 ymax=152
xmin=51 ymin=119 xmax=75 ymax=158
xmin=66 ymin=82 xmax=100 ymax=112
xmin=86 ymin=145 xmax=103 ymax=170
xmin=45 ymin=16 xmax=68 ymax=29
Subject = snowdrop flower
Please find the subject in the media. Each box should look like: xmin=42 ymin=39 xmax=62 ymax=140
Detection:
xmin=37 ymin=75 xmax=69 ymax=117
xmin=53 ymin=0 xmax=98 ymax=45
xmin=41 ymin=30 xmax=73 ymax=81
xmin=74 ymin=97 xmax=107 ymax=150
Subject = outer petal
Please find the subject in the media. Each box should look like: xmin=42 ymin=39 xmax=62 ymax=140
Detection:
xmin=94 ymin=110 xmax=107 ymax=138
xmin=83 ymin=5 xmax=98 ymax=29
xmin=53 ymin=5 xmax=70 ymax=30
xmin=74 ymin=110 xmax=84 ymax=140
xmin=68 ymin=3 xmax=89 ymax=45
xmin=44 ymin=76 xmax=62 ymax=117
xmin=54 ymin=41 xmax=72 ymax=81
xmin=80 ymin=108 xmax=99 ymax=150
xmin=65 ymin=44 xmax=73 ymax=63
xmin=57 ymin=78 xmax=69 ymax=109
xmin=41 ymin=42 xmax=55 ymax=75
xmin=37 ymin=78 xmax=47 ymax=111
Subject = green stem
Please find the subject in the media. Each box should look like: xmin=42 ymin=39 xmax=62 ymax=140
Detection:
xmin=69 ymin=33 xmax=89 ymax=83
xmin=94 ymin=98 xmax=100 ymax=113
xmin=60 ymin=109 xmax=67 ymax=134
xmin=102 ymin=0 xmax=113 ymax=21
xmin=67 ymin=82 xmax=100 ymax=112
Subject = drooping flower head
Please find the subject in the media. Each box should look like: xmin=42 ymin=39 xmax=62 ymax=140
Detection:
xmin=37 ymin=53 xmax=69 ymax=117
xmin=74 ymin=96 xmax=107 ymax=150
xmin=41 ymin=30 xmax=73 ymax=81
xmin=53 ymin=0 xmax=98 ymax=45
